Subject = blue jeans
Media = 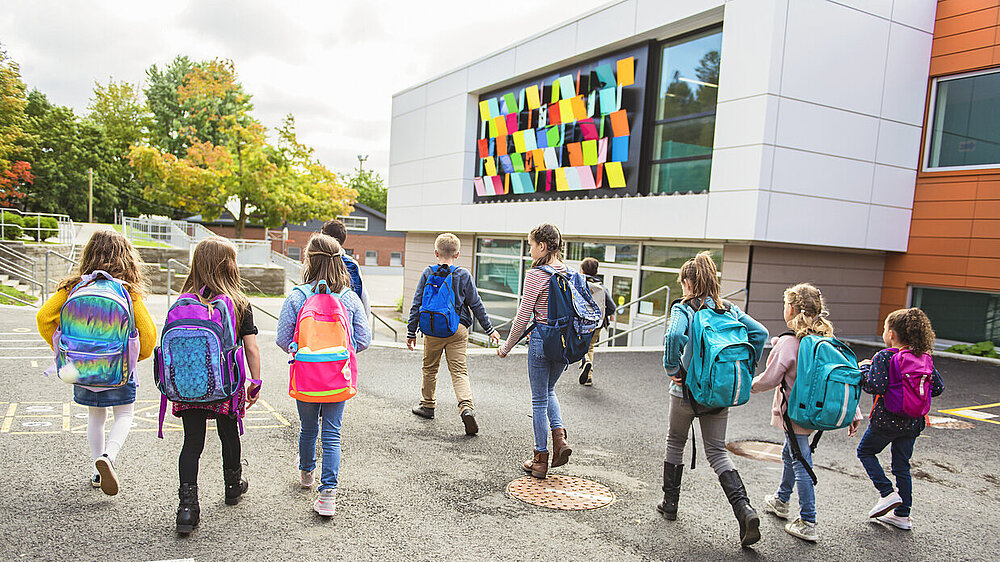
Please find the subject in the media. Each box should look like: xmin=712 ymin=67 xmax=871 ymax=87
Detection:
xmin=857 ymin=426 xmax=916 ymax=517
xmin=777 ymin=434 xmax=816 ymax=523
xmin=296 ymin=400 xmax=346 ymax=492
xmin=527 ymin=334 xmax=566 ymax=452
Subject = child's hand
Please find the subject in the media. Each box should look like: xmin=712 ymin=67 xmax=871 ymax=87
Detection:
xmin=848 ymin=419 xmax=861 ymax=437
xmin=406 ymin=338 xmax=416 ymax=351
xmin=489 ymin=331 xmax=501 ymax=347
xmin=497 ymin=344 xmax=508 ymax=358
xmin=246 ymin=383 xmax=261 ymax=409
xmin=859 ymin=359 xmax=872 ymax=367
xmin=670 ymin=374 xmax=683 ymax=385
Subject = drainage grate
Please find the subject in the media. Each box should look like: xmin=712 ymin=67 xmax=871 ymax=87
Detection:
xmin=506 ymin=475 xmax=616 ymax=510
xmin=927 ymin=415 xmax=975 ymax=430
xmin=726 ymin=440 xmax=783 ymax=463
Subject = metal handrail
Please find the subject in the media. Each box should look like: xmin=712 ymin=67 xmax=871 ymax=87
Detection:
xmin=612 ymin=283 xmax=672 ymax=315
xmin=371 ymin=311 xmax=398 ymax=342
xmin=0 ymin=208 xmax=74 ymax=244
xmin=0 ymin=290 xmax=39 ymax=307
xmin=0 ymin=252 xmax=34 ymax=281
xmin=165 ymin=258 xmax=281 ymax=323
xmin=43 ymin=250 xmax=78 ymax=301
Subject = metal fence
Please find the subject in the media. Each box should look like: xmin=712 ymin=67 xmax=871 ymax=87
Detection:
xmin=121 ymin=216 xmax=273 ymax=265
xmin=0 ymin=208 xmax=75 ymax=245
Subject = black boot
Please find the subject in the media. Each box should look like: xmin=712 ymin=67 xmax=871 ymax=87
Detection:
xmin=656 ymin=462 xmax=683 ymax=520
xmin=718 ymin=470 xmax=761 ymax=547
xmin=176 ymin=484 xmax=200 ymax=535
xmin=223 ymin=467 xmax=248 ymax=505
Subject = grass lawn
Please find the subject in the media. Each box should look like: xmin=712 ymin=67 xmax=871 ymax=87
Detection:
xmin=111 ymin=225 xmax=173 ymax=247
xmin=0 ymin=284 xmax=37 ymax=306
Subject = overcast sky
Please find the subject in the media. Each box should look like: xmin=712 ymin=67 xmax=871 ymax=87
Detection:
xmin=0 ymin=0 xmax=610 ymax=180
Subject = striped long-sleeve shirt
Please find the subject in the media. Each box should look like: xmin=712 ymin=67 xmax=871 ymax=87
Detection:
xmin=500 ymin=264 xmax=566 ymax=354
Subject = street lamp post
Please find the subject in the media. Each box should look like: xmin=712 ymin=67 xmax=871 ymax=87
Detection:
xmin=357 ymin=154 xmax=368 ymax=174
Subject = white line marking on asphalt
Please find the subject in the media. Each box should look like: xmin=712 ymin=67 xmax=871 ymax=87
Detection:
xmin=30 ymin=361 xmax=37 ymax=368
xmin=0 ymin=356 xmax=55 ymax=360
xmin=0 ymin=339 xmax=47 ymax=342
xmin=953 ymin=409 xmax=998 ymax=420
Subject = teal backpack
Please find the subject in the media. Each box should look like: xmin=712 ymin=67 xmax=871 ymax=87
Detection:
xmin=781 ymin=334 xmax=863 ymax=484
xmin=684 ymin=301 xmax=757 ymax=409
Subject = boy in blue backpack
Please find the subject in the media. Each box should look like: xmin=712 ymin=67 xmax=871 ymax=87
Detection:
xmin=751 ymin=283 xmax=862 ymax=542
xmin=857 ymin=308 xmax=943 ymax=531
xmin=407 ymin=233 xmax=500 ymax=435
xmin=661 ymin=252 xmax=767 ymax=547
xmin=322 ymin=219 xmax=370 ymax=317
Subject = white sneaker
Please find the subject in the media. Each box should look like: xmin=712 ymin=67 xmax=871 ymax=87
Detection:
xmin=300 ymin=470 xmax=314 ymax=489
xmin=868 ymin=491 xmax=902 ymax=518
xmin=877 ymin=513 xmax=912 ymax=530
xmin=763 ymin=494 xmax=790 ymax=519
xmin=91 ymin=473 xmax=101 ymax=488
xmin=313 ymin=488 xmax=336 ymax=516
xmin=785 ymin=517 xmax=818 ymax=542
xmin=95 ymin=454 xmax=119 ymax=496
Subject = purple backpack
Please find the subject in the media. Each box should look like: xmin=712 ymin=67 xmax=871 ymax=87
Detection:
xmin=153 ymin=291 xmax=248 ymax=437
xmin=884 ymin=348 xmax=934 ymax=418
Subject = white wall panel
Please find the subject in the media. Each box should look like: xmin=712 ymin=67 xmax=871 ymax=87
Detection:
xmin=705 ymin=190 xmax=766 ymax=240
xmin=563 ymin=198 xmax=625 ymax=237
xmin=881 ymin=22 xmax=933 ymax=126
xmin=514 ymin=24 xmax=579 ymax=77
xmin=766 ymin=192 xmax=869 ymax=247
xmin=775 ymin=99 xmax=879 ymax=162
xmin=716 ymin=0 xmax=787 ymax=102
xmin=870 ymin=164 xmax=916 ymax=209
xmin=576 ymin=1 xmax=638 ymax=55
xmin=709 ymin=145 xmax=774 ymax=192
xmin=781 ymin=0 xmax=889 ymax=116
xmin=422 ymin=153 xmax=470 ymax=183
xmin=635 ymin=0 xmax=724 ymax=34
xmin=890 ymin=0 xmax=937 ymax=33
xmin=713 ymin=94 xmax=779 ymax=148
xmin=467 ymin=50 xmax=517 ymax=93
xmin=459 ymin=204 xmax=508 ymax=233
xmin=619 ymin=194 xmax=709 ymax=238
xmin=388 ymin=110 xmax=427 ymax=165
xmin=426 ymin=70 xmax=470 ymax=102
xmin=391 ymin=85 xmax=426 ymax=117
xmin=866 ymin=205 xmax=911 ymax=252
xmin=388 ymin=160 xmax=424 ymax=188
xmin=422 ymin=95 xmax=471 ymax=158
xmin=875 ymin=119 xmax=922 ymax=169
xmin=830 ymin=0 xmax=892 ymax=19
xmin=770 ymin=147 xmax=874 ymax=203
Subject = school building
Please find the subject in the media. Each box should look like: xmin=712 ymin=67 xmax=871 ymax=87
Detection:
xmin=387 ymin=0 xmax=997 ymax=346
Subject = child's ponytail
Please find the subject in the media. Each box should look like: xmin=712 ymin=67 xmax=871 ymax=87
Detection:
xmin=783 ymin=283 xmax=834 ymax=338
xmin=679 ymin=251 xmax=722 ymax=309
xmin=885 ymin=308 xmax=935 ymax=355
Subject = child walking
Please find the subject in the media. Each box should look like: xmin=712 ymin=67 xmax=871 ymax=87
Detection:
xmin=406 ymin=233 xmax=500 ymax=435
xmin=171 ymin=238 xmax=262 ymax=534
xmin=751 ymin=283 xmax=862 ymax=542
xmin=857 ymin=308 xmax=944 ymax=530
xmin=578 ymin=257 xmax=615 ymax=386
xmin=497 ymin=224 xmax=573 ymax=479
xmin=276 ymin=234 xmax=371 ymax=516
xmin=36 ymin=230 xmax=156 ymax=496
xmin=660 ymin=251 xmax=767 ymax=547
xmin=321 ymin=219 xmax=370 ymax=317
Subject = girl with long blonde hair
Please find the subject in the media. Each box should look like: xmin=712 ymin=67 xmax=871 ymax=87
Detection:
xmin=36 ymin=229 xmax=157 ymax=496
xmin=275 ymin=234 xmax=370 ymax=516
xmin=171 ymin=237 xmax=262 ymax=534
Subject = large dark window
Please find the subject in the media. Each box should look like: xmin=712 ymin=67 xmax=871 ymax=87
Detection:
xmin=927 ymin=70 xmax=1000 ymax=169
xmin=650 ymin=28 xmax=722 ymax=194
xmin=911 ymin=287 xmax=1000 ymax=344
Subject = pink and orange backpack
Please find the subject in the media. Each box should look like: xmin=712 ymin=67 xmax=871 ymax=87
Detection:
xmin=288 ymin=281 xmax=358 ymax=403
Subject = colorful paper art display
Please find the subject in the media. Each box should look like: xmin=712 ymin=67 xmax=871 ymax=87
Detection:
xmin=474 ymin=53 xmax=639 ymax=199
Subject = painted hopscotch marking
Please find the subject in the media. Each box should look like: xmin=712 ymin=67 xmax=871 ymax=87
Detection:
xmin=938 ymin=402 xmax=1000 ymax=426
xmin=0 ymin=399 xmax=290 ymax=435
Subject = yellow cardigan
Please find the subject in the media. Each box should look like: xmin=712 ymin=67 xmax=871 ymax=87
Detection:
xmin=36 ymin=288 xmax=157 ymax=361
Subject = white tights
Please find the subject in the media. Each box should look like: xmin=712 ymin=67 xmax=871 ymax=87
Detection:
xmin=87 ymin=404 xmax=134 ymax=465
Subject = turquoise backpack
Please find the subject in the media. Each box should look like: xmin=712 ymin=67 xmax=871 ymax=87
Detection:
xmin=684 ymin=302 xmax=757 ymax=409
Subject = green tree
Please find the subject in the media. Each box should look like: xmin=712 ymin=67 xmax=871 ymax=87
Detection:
xmin=345 ymin=167 xmax=386 ymax=214
xmin=23 ymin=90 xmax=117 ymax=221
xmin=130 ymin=67 xmax=354 ymax=237
xmin=87 ymin=79 xmax=157 ymax=217
xmin=0 ymin=50 xmax=32 ymax=205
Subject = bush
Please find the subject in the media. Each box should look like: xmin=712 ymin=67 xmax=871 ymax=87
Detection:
xmin=395 ymin=294 xmax=404 ymax=313
xmin=0 ymin=212 xmax=23 ymax=241
xmin=27 ymin=216 xmax=59 ymax=242
xmin=945 ymin=341 xmax=1000 ymax=359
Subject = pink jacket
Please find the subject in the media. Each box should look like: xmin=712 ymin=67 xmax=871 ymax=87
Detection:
xmin=751 ymin=334 xmax=863 ymax=435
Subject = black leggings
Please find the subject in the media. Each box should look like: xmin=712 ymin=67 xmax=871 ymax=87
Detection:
xmin=178 ymin=410 xmax=241 ymax=484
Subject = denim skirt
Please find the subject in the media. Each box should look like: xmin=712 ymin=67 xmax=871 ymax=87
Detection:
xmin=73 ymin=378 xmax=137 ymax=407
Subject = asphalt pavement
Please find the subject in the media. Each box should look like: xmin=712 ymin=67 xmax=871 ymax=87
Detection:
xmin=0 ymin=302 xmax=997 ymax=561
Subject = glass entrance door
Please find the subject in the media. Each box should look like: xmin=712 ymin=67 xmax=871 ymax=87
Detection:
xmin=590 ymin=265 xmax=637 ymax=347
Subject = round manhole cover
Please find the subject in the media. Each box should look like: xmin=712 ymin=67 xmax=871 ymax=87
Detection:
xmin=506 ymin=475 xmax=616 ymax=510
xmin=727 ymin=440 xmax=783 ymax=463
xmin=928 ymin=415 xmax=975 ymax=430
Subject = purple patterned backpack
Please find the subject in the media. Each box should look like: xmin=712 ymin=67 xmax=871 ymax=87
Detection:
xmin=884 ymin=348 xmax=935 ymax=418
xmin=153 ymin=290 xmax=246 ymax=437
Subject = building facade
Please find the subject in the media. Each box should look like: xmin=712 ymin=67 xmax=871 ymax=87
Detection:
xmin=388 ymin=0 xmax=937 ymax=342
xmin=880 ymin=0 xmax=1000 ymax=346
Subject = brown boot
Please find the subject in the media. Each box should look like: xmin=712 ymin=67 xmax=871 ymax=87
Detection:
xmin=522 ymin=451 xmax=549 ymax=479
xmin=550 ymin=428 xmax=572 ymax=468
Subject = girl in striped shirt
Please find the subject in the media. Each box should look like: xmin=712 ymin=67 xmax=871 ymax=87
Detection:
xmin=497 ymin=223 xmax=572 ymax=479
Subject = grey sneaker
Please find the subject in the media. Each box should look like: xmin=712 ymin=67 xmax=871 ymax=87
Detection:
xmin=313 ymin=488 xmax=336 ymax=516
xmin=785 ymin=517 xmax=817 ymax=542
xmin=763 ymin=494 xmax=790 ymax=519
xmin=95 ymin=454 xmax=119 ymax=496
xmin=300 ymin=470 xmax=314 ymax=489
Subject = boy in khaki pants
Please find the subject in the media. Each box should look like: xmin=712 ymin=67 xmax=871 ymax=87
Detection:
xmin=406 ymin=234 xmax=500 ymax=435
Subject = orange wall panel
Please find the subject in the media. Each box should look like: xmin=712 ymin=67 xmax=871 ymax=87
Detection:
xmin=977 ymin=179 xmax=1000 ymax=198
xmin=971 ymin=218 xmax=1000 ymax=237
xmin=911 ymin=200 xmax=976 ymax=219
xmin=908 ymin=218 xmax=974 ymax=237
xmin=912 ymin=181 xmax=977 ymax=201
xmin=935 ymin=7 xmax=998 ymax=36
xmin=931 ymin=26 xmax=998 ymax=56
xmin=937 ymin=0 xmax=1000 ymax=20
xmin=906 ymin=236 xmax=972 ymax=255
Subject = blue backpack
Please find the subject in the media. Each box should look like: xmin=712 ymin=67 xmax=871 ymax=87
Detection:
xmin=684 ymin=301 xmax=757 ymax=409
xmin=781 ymin=334 xmax=862 ymax=485
xmin=342 ymin=253 xmax=364 ymax=300
xmin=418 ymin=265 xmax=460 ymax=338
xmin=517 ymin=265 xmax=602 ymax=364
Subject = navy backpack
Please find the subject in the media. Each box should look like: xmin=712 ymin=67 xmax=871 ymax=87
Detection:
xmin=341 ymin=253 xmax=364 ymax=300
xmin=516 ymin=265 xmax=602 ymax=364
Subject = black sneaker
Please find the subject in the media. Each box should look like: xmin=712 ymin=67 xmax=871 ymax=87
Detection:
xmin=579 ymin=362 xmax=593 ymax=384
xmin=411 ymin=405 xmax=435 ymax=419
xmin=461 ymin=409 xmax=479 ymax=435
